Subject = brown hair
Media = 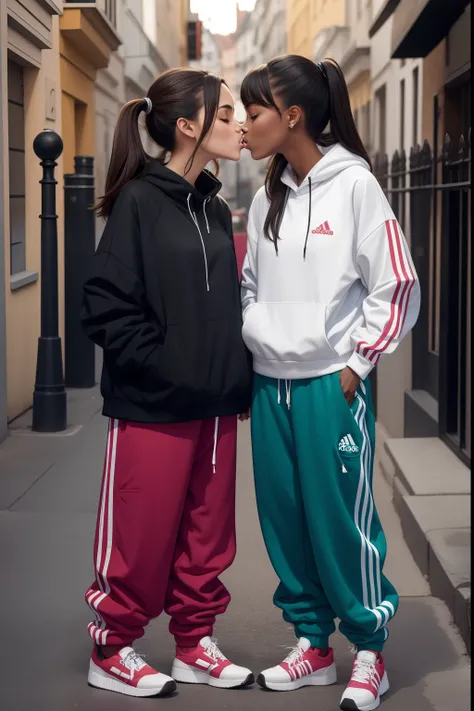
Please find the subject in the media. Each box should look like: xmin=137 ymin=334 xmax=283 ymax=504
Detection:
xmin=241 ymin=55 xmax=371 ymax=250
xmin=97 ymin=68 xmax=226 ymax=218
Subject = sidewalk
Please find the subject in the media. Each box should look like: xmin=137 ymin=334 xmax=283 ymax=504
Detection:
xmin=0 ymin=388 xmax=470 ymax=710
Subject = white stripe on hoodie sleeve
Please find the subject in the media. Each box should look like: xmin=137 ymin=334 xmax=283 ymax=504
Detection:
xmin=346 ymin=216 xmax=421 ymax=381
xmin=241 ymin=194 xmax=260 ymax=319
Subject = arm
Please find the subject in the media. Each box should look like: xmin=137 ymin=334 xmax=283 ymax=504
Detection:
xmin=241 ymin=197 xmax=260 ymax=317
xmin=346 ymin=217 xmax=421 ymax=380
xmin=81 ymin=190 xmax=163 ymax=379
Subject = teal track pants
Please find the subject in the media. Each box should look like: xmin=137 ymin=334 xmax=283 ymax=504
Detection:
xmin=251 ymin=372 xmax=398 ymax=652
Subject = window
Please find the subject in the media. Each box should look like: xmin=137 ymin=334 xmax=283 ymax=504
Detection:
xmin=8 ymin=61 xmax=26 ymax=276
xmin=361 ymin=101 xmax=371 ymax=150
xmin=353 ymin=108 xmax=359 ymax=132
xmin=104 ymin=0 xmax=117 ymax=27
xmin=400 ymin=79 xmax=405 ymax=148
xmin=412 ymin=66 xmax=419 ymax=145
xmin=375 ymin=85 xmax=386 ymax=154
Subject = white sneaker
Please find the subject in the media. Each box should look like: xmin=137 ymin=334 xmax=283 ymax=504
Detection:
xmin=171 ymin=637 xmax=254 ymax=689
xmin=88 ymin=646 xmax=176 ymax=698
xmin=258 ymin=638 xmax=337 ymax=691
xmin=340 ymin=650 xmax=389 ymax=710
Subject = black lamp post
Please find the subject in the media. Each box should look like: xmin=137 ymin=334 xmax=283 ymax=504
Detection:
xmin=32 ymin=129 xmax=67 ymax=432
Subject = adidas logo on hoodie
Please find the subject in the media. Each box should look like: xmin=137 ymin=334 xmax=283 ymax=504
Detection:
xmin=338 ymin=435 xmax=359 ymax=454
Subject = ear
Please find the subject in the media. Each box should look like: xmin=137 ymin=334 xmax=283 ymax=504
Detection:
xmin=287 ymin=105 xmax=302 ymax=129
xmin=176 ymin=117 xmax=199 ymax=140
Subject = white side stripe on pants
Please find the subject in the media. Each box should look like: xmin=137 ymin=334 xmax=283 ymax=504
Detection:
xmin=88 ymin=418 xmax=119 ymax=646
xmin=352 ymin=384 xmax=393 ymax=633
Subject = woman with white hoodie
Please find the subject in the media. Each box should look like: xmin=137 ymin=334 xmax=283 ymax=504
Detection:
xmin=240 ymin=56 xmax=420 ymax=711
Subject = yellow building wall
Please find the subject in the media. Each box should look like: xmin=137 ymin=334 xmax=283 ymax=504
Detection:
xmin=348 ymin=71 xmax=371 ymax=112
xmin=287 ymin=0 xmax=345 ymax=58
xmin=5 ymin=16 xmax=64 ymax=420
xmin=60 ymin=32 xmax=96 ymax=176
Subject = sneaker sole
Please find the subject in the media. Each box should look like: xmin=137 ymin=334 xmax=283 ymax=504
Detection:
xmin=257 ymin=663 xmax=337 ymax=691
xmin=339 ymin=672 xmax=390 ymax=711
xmin=88 ymin=661 xmax=177 ymax=698
xmin=171 ymin=662 xmax=254 ymax=689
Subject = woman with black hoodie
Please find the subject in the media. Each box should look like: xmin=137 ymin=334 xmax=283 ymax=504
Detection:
xmin=81 ymin=68 xmax=253 ymax=699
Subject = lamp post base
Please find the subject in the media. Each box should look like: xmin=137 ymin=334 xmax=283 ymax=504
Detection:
xmin=32 ymin=336 xmax=67 ymax=432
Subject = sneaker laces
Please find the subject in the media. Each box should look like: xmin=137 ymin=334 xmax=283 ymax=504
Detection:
xmin=352 ymin=658 xmax=377 ymax=685
xmin=121 ymin=650 xmax=147 ymax=678
xmin=204 ymin=639 xmax=227 ymax=663
xmin=283 ymin=645 xmax=305 ymax=667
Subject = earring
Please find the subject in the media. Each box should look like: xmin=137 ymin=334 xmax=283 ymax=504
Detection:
xmin=289 ymin=123 xmax=294 ymax=128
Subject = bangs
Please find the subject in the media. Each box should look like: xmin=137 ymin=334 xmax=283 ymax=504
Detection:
xmin=240 ymin=65 xmax=280 ymax=112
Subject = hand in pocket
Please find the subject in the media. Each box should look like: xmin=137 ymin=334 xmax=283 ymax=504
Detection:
xmin=339 ymin=367 xmax=361 ymax=406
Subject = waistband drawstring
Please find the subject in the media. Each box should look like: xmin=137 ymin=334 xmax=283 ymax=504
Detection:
xmin=277 ymin=379 xmax=292 ymax=409
xmin=187 ymin=193 xmax=210 ymax=292
xmin=212 ymin=417 xmax=219 ymax=473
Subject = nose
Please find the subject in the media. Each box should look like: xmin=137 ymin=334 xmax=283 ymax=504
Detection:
xmin=240 ymin=123 xmax=249 ymax=134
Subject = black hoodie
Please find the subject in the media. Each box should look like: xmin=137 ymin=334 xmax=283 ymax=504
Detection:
xmin=81 ymin=162 xmax=252 ymax=424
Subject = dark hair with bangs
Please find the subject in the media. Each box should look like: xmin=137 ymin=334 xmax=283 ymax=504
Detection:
xmin=241 ymin=55 xmax=371 ymax=250
xmin=97 ymin=68 xmax=225 ymax=218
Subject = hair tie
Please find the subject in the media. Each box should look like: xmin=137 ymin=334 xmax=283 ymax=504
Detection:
xmin=143 ymin=97 xmax=152 ymax=115
xmin=317 ymin=61 xmax=328 ymax=80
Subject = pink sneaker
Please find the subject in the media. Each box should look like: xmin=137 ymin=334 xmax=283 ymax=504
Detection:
xmin=340 ymin=651 xmax=389 ymax=710
xmin=171 ymin=636 xmax=254 ymax=689
xmin=258 ymin=638 xmax=337 ymax=691
xmin=88 ymin=646 xmax=176 ymax=698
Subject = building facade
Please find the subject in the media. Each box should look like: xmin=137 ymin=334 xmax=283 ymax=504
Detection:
xmin=1 ymin=0 xmax=191 ymax=430
xmin=235 ymin=10 xmax=264 ymax=210
xmin=217 ymin=34 xmax=239 ymax=208
xmin=257 ymin=0 xmax=287 ymax=62
xmin=1 ymin=0 xmax=64 ymax=425
xmin=190 ymin=26 xmax=221 ymax=76
xmin=370 ymin=0 xmax=471 ymax=468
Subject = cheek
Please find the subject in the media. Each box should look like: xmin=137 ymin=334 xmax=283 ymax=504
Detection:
xmin=255 ymin=118 xmax=284 ymax=145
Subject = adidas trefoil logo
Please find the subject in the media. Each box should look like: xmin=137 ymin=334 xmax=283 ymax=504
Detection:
xmin=312 ymin=221 xmax=334 ymax=235
xmin=338 ymin=435 xmax=359 ymax=454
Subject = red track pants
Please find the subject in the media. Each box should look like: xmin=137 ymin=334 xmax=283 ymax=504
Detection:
xmin=85 ymin=416 xmax=237 ymax=648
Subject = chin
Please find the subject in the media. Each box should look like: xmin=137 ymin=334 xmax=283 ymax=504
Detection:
xmin=229 ymin=150 xmax=244 ymax=161
xmin=250 ymin=148 xmax=269 ymax=161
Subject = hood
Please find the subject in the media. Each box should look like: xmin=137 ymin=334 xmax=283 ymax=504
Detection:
xmin=142 ymin=160 xmax=222 ymax=210
xmin=281 ymin=143 xmax=370 ymax=195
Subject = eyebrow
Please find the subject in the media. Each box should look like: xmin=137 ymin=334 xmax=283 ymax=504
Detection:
xmin=219 ymin=104 xmax=233 ymax=110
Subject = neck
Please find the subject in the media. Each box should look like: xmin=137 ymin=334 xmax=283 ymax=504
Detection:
xmin=283 ymin=134 xmax=324 ymax=186
xmin=165 ymin=149 xmax=209 ymax=186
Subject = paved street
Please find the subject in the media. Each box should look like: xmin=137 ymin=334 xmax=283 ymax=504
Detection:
xmin=0 ymin=388 xmax=470 ymax=711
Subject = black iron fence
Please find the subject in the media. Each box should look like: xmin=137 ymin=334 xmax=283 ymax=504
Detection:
xmin=374 ymin=123 xmax=471 ymax=467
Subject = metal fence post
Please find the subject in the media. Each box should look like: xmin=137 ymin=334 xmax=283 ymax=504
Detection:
xmin=64 ymin=156 xmax=96 ymax=388
xmin=32 ymin=130 xmax=67 ymax=432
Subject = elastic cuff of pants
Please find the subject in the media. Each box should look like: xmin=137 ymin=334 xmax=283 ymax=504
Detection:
xmin=174 ymin=631 xmax=212 ymax=650
xmin=355 ymin=643 xmax=385 ymax=653
xmin=296 ymin=631 xmax=330 ymax=650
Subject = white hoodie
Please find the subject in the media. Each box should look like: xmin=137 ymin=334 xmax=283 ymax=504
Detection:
xmin=241 ymin=144 xmax=420 ymax=381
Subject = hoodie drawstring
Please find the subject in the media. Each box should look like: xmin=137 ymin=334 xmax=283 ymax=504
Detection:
xmin=303 ymin=176 xmax=313 ymax=260
xmin=212 ymin=417 xmax=219 ymax=473
xmin=203 ymin=197 xmax=211 ymax=234
xmin=277 ymin=379 xmax=292 ymax=409
xmin=187 ymin=193 xmax=210 ymax=291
